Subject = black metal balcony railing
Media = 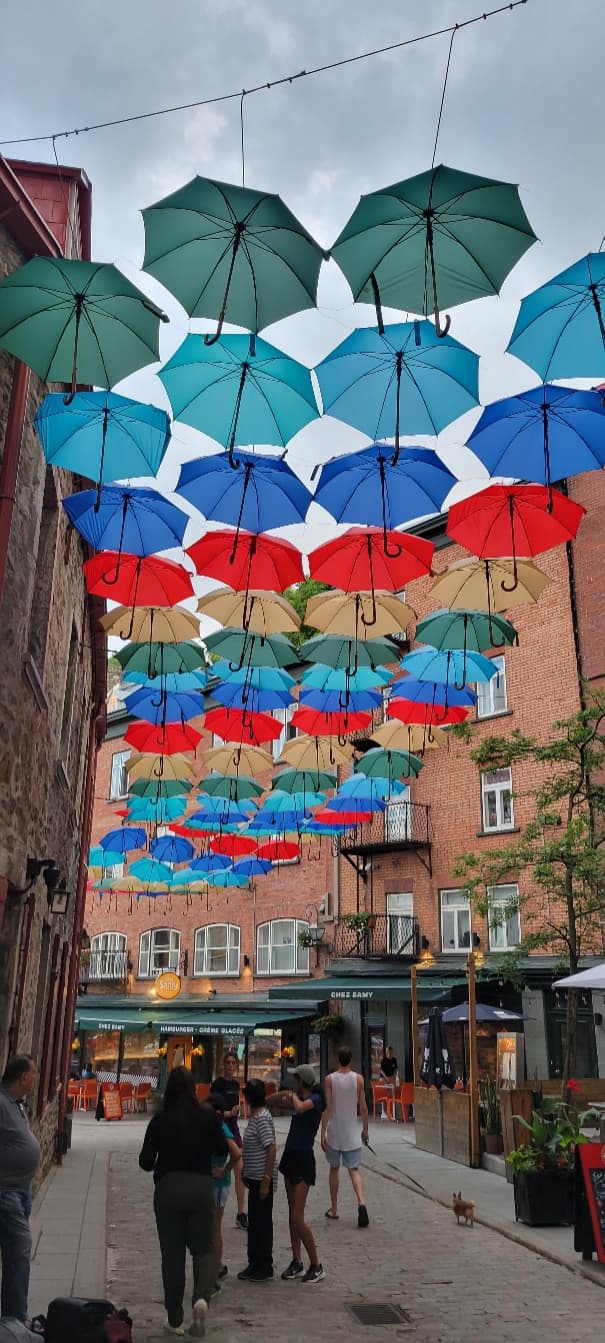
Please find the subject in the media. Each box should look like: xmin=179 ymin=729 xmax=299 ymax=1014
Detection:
xmin=79 ymin=951 xmax=131 ymax=985
xmin=338 ymin=801 xmax=431 ymax=855
xmin=334 ymin=913 xmax=420 ymax=960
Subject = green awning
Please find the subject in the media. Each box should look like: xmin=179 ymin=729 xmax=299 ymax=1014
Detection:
xmin=77 ymin=1008 xmax=155 ymax=1032
xmin=268 ymin=976 xmax=464 ymax=1004
xmin=77 ymin=1006 xmax=315 ymax=1035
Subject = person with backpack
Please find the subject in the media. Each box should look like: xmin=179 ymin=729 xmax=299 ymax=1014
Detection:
xmin=139 ymin=1067 xmax=227 ymax=1337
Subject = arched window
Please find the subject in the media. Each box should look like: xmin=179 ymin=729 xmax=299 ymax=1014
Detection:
xmin=194 ymin=925 xmax=240 ymax=977
xmin=256 ymin=919 xmax=309 ymax=976
xmin=138 ymin=928 xmax=181 ymax=979
xmin=89 ymin=932 xmax=128 ymax=981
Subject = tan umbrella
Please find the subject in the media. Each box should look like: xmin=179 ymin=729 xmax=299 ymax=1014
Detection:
xmin=371 ymin=720 xmax=446 ymax=752
xmin=100 ymin=605 xmax=200 ymax=643
xmin=126 ymin=752 xmax=195 ymax=782
xmin=279 ymin=734 xmax=354 ymax=769
xmin=305 ymin=590 xmax=415 ymax=639
xmin=94 ymin=877 xmax=170 ymax=894
xmin=430 ymin=557 xmax=550 ymax=613
xmin=198 ymin=587 xmax=301 ymax=635
xmin=202 ymin=744 xmax=273 ymax=777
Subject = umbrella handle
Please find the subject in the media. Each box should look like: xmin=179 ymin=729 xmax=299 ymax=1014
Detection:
xmin=204 ymin=227 xmax=244 ymax=346
xmin=391 ymin=351 xmax=403 ymax=467
xmin=101 ymin=496 xmax=129 ymax=586
xmin=360 ymin=590 xmax=377 ymax=629
xmin=370 ymin=272 xmax=385 ymax=335
xmin=378 ymin=457 xmax=402 ymax=557
xmin=94 ymin=406 xmax=110 ymax=512
xmin=228 ymin=363 xmax=249 ymax=469
xmin=117 ymin=606 xmax=136 ymax=641
xmin=63 ymin=297 xmax=83 ymax=406
xmin=500 ymin=497 xmax=520 ymax=592
xmin=425 ymin=214 xmax=451 ymax=339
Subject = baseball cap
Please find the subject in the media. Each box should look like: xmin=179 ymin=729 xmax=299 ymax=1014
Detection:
xmin=287 ymin=1064 xmax=318 ymax=1087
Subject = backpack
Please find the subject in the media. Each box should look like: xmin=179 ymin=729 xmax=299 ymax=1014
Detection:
xmin=39 ymin=1299 xmax=132 ymax=1343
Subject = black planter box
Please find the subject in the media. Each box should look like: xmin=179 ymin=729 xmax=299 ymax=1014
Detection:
xmin=513 ymin=1170 xmax=574 ymax=1226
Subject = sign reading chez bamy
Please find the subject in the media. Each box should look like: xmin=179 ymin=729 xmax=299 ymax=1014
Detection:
xmin=155 ymin=972 xmax=182 ymax=1000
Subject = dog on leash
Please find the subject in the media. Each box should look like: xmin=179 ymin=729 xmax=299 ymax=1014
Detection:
xmin=452 ymin=1191 xmax=475 ymax=1226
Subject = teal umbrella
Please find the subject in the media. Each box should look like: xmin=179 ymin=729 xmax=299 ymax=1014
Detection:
xmin=415 ymin=608 xmax=518 ymax=655
xmin=128 ymin=777 xmax=193 ymax=799
xmin=273 ymin=767 xmax=337 ymax=793
xmin=200 ymin=772 xmax=264 ymax=801
xmin=356 ymin=746 xmax=423 ymax=782
xmin=130 ymin=858 xmax=174 ymax=884
xmin=115 ymin=641 xmax=208 ymax=677
xmin=300 ymin=634 xmax=400 ymax=671
xmin=142 ymin=175 xmax=325 ymax=341
xmin=0 ymin=256 xmax=168 ymax=401
xmin=332 ymin=165 xmax=536 ymax=336
xmin=204 ymin=628 xmax=298 ymax=669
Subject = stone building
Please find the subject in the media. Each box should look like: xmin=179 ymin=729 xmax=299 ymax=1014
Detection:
xmin=0 ymin=155 xmax=106 ymax=1175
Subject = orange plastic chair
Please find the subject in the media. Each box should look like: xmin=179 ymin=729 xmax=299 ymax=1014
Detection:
xmin=135 ymin=1082 xmax=152 ymax=1112
xmin=67 ymin=1080 xmax=82 ymax=1110
xmin=397 ymin=1082 xmax=415 ymax=1122
xmin=118 ymin=1081 xmax=134 ymax=1113
xmin=81 ymin=1080 xmax=98 ymax=1111
xmin=371 ymin=1082 xmax=396 ymax=1120
xmin=195 ymin=1083 xmax=211 ymax=1103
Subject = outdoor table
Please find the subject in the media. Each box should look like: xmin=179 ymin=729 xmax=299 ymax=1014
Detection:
xmin=588 ymin=1101 xmax=605 ymax=1140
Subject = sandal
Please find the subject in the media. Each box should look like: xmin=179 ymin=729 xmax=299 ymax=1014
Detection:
xmin=325 ymin=1209 xmax=339 ymax=1219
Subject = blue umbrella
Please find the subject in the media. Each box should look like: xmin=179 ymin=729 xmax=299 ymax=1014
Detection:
xmin=177 ymin=448 xmax=312 ymax=536
xmin=150 ymin=834 xmax=194 ymax=863
xmin=124 ymin=687 xmax=206 ymax=724
xmin=121 ymin=669 xmax=210 ymax=692
xmin=338 ymin=774 xmax=407 ymax=800
xmin=126 ymin=797 xmax=187 ymax=823
xmin=170 ymin=867 xmax=206 ymax=887
xmin=300 ymin=664 xmax=392 ymax=691
xmin=99 ymin=827 xmax=146 ymax=854
xmin=130 ymin=857 xmax=174 ymax=883
xmin=401 ymin=646 xmax=495 ymax=690
xmin=212 ymin=661 xmax=296 ymax=692
xmin=159 ymin=333 xmax=318 ymax=460
xmin=262 ymin=788 xmax=325 ymax=811
xmin=298 ymin=686 xmax=382 ymax=713
xmin=232 ymin=857 xmax=273 ymax=878
xmin=63 ymin=484 xmax=188 ymax=556
xmin=302 ymin=817 xmax=352 ymax=835
xmin=35 ymin=391 xmax=171 ymax=505
xmin=390 ymin=676 xmax=476 ymax=707
xmin=88 ymin=846 xmax=124 ymax=868
xmin=312 ymin=444 xmax=456 ymax=545
xmin=329 ymin=784 xmax=387 ymax=813
xmin=190 ymin=853 xmax=232 ymax=873
xmin=316 ymin=320 xmax=479 ymax=461
xmin=466 ymin=384 xmax=605 ymax=493
xmin=507 ymin=253 xmax=605 ymax=380
xmin=193 ymin=796 xmax=254 ymax=822
xmin=209 ymin=681 xmax=293 ymax=712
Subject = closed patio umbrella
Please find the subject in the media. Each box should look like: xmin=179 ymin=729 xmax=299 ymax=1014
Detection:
xmin=419 ymin=1006 xmax=456 ymax=1089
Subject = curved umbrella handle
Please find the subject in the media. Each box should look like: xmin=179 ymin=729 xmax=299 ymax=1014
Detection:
xmin=204 ymin=227 xmax=244 ymax=347
xmin=63 ymin=298 xmax=83 ymax=405
xmin=500 ymin=496 xmax=520 ymax=593
xmin=425 ymin=214 xmax=451 ymax=339
xmin=101 ymin=496 xmax=129 ymax=585
xmin=433 ymin=305 xmax=452 ymax=339
xmin=360 ymin=590 xmax=377 ymax=629
xmin=370 ymin=272 xmax=385 ymax=336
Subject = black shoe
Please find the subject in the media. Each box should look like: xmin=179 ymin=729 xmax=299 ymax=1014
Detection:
xmin=358 ymin=1204 xmax=370 ymax=1228
xmin=236 ymin=1212 xmax=248 ymax=1230
xmin=246 ymin=1269 xmax=273 ymax=1282
xmin=218 ymin=1264 xmax=228 ymax=1279
xmin=301 ymin=1264 xmax=325 ymax=1284
xmin=237 ymin=1266 xmax=255 ymax=1280
xmin=281 ymin=1259 xmax=305 ymax=1280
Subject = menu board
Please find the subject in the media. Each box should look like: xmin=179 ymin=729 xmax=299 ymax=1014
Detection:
xmin=102 ymin=1083 xmax=122 ymax=1122
xmin=578 ymin=1144 xmax=605 ymax=1263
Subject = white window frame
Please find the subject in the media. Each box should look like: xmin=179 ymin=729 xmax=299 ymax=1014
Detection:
xmin=386 ymin=892 xmax=415 ymax=955
xmin=105 ymin=861 xmax=124 ymax=880
xmin=481 ymin=767 xmax=514 ymax=833
xmin=476 ymin=655 xmax=507 ymax=719
xmin=440 ymin=888 xmax=472 ymax=953
xmin=385 ymin=788 xmax=411 ymax=842
xmin=194 ymin=924 xmax=240 ymax=977
xmin=488 ymin=883 xmax=521 ymax=951
xmin=110 ymin=749 xmax=131 ymax=800
xmin=89 ymin=932 xmax=127 ymax=980
xmin=256 ymin=919 xmax=309 ymax=976
xmin=272 ymin=704 xmax=297 ymax=761
xmin=138 ymin=928 xmax=181 ymax=979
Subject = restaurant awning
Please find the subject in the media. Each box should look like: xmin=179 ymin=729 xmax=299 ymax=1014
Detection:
xmin=76 ymin=1006 xmax=315 ymax=1035
xmin=268 ymin=975 xmax=464 ymax=1003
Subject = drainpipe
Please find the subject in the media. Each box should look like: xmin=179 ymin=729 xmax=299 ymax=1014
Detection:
xmin=0 ymin=360 xmax=30 ymax=607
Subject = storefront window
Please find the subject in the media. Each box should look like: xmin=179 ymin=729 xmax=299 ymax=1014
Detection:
xmin=247 ymin=1029 xmax=282 ymax=1086
xmin=85 ymin=1030 xmax=120 ymax=1081
xmin=121 ymin=1029 xmax=160 ymax=1085
xmin=307 ymin=1033 xmax=321 ymax=1074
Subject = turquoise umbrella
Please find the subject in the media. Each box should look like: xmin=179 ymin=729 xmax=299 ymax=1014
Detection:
xmin=401 ymin=646 xmax=495 ymax=691
xmin=300 ymin=664 xmax=392 ymax=691
xmin=130 ymin=858 xmax=174 ymax=884
xmin=35 ymin=392 xmax=171 ymax=504
xmin=415 ymin=609 xmax=518 ymax=656
xmin=126 ymin=797 xmax=187 ymax=823
xmin=507 ymin=254 xmax=605 ymax=380
xmin=88 ymin=846 xmax=124 ymax=868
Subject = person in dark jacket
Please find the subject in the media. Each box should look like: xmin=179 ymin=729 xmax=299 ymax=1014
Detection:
xmin=139 ymin=1066 xmax=228 ymax=1337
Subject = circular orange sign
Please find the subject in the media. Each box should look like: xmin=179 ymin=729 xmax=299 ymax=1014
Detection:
xmin=155 ymin=971 xmax=182 ymax=1000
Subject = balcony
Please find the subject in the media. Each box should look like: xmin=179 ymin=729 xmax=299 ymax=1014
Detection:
xmin=338 ymin=800 xmax=431 ymax=856
xmin=333 ymin=913 xmax=420 ymax=961
xmin=79 ymin=950 xmax=131 ymax=989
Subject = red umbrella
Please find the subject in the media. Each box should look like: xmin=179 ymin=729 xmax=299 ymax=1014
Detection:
xmin=308 ymin=526 xmax=434 ymax=590
xmin=447 ymin=484 xmax=585 ymax=589
xmin=387 ymin=699 xmax=469 ymax=727
xmin=210 ymin=834 xmax=258 ymax=857
xmin=204 ymin=706 xmax=283 ymax=745
xmin=313 ymin=808 xmax=371 ymax=826
xmin=125 ymin=721 xmax=202 ymax=754
xmin=291 ymin=706 xmax=372 ymax=737
xmin=257 ymin=839 xmax=300 ymax=861
xmin=83 ymin=551 xmax=194 ymax=605
xmin=187 ymin=528 xmax=304 ymax=590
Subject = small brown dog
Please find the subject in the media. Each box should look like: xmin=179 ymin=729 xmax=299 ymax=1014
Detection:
xmin=452 ymin=1192 xmax=475 ymax=1226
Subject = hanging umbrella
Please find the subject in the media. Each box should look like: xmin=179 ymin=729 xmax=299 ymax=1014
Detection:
xmin=313 ymin=444 xmax=456 ymax=550
xmin=204 ymin=628 xmax=298 ymax=669
xmin=121 ymin=668 xmax=209 ymax=692
xmin=123 ymin=687 xmax=205 ymax=724
xmin=129 ymin=777 xmax=193 ymax=799
xmin=205 ymin=869 xmax=250 ymax=887
xmin=142 ymin=174 xmax=325 ymax=339
xmin=257 ymin=787 xmax=325 ymax=812
xmin=99 ymin=827 xmax=146 ymax=854
xmin=308 ymin=526 xmax=433 ymax=591
xmin=84 ymin=553 xmax=194 ymax=606
xmin=203 ymin=744 xmax=273 ymax=777
xmin=0 ymin=255 xmax=168 ymax=400
xmin=125 ymin=752 xmax=195 ymax=782
xmin=355 ymin=746 xmax=423 ymax=781
xmin=300 ymin=634 xmax=400 ymax=671
xmin=331 ymin=775 xmax=391 ymax=806
xmin=332 ymin=164 xmax=535 ymax=337
xmin=273 ymin=766 xmax=337 ymax=794
xmin=150 ymin=834 xmax=195 ymax=863
xmin=209 ymin=834 xmax=258 ymax=858
xmin=415 ymin=609 xmax=519 ymax=657
xmin=507 ymin=253 xmax=605 ymax=379
xmin=130 ymin=858 xmax=174 ymax=883
xmin=420 ymin=1007 xmax=457 ymax=1088
xmin=278 ymin=735 xmax=353 ymax=769
xmin=170 ymin=867 xmax=209 ymax=888
xmin=466 ymin=385 xmax=605 ymax=497
xmin=35 ymin=391 xmax=171 ymax=507
xmin=232 ymin=857 xmax=273 ymax=878
xmin=177 ymin=449 xmax=312 ymax=544
xmin=299 ymin=686 xmax=382 ymax=713
xmin=64 ymin=484 xmax=188 ymax=560
xmin=387 ymin=698 xmax=468 ymax=727
xmin=87 ymin=846 xmax=124 ymax=869
xmin=204 ymin=706 xmax=283 ymax=745
xmin=187 ymin=528 xmax=304 ymax=591
xmin=211 ymin=661 xmax=296 ymax=692
xmin=190 ymin=853 xmax=232 ymax=872
xmin=199 ymin=772 xmax=264 ymax=801
xmin=446 ymin=484 xmax=585 ymax=591
xmin=195 ymin=791 xmax=255 ymax=815
xmin=314 ymin=806 xmax=372 ymax=826
xmin=101 ymin=605 xmax=200 ymax=644
xmin=305 ymin=590 xmax=415 ymax=638
xmin=316 ymin=320 xmax=479 ymax=461
xmin=401 ymin=646 xmax=498 ymax=690
xmin=124 ymin=720 xmax=202 ymax=754
xmin=302 ymin=817 xmax=350 ymax=836
xmin=249 ymin=805 xmax=312 ymax=833
xmin=430 ymin=557 xmax=550 ymax=614
xmin=198 ymin=588 xmax=300 ymax=636
xmin=256 ymin=839 xmax=300 ymax=862
xmin=291 ymin=706 xmax=372 ymax=737
xmin=390 ymin=677 xmax=476 ymax=708
xmin=210 ymin=681 xmax=293 ymax=713
xmin=191 ymin=800 xmax=252 ymax=826
xmin=371 ymin=720 xmax=446 ymax=752
xmin=159 ymin=332 xmax=318 ymax=462
xmin=115 ymin=641 xmax=207 ymax=678
xmin=300 ymin=664 xmax=392 ymax=692
xmin=126 ymin=796 xmax=187 ymax=823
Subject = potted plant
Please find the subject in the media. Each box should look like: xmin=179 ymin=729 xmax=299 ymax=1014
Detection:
xmin=312 ymin=1013 xmax=347 ymax=1040
xmin=298 ymin=929 xmax=315 ymax=950
xmin=481 ymin=1076 xmax=503 ymax=1155
xmin=507 ymin=1096 xmax=598 ymax=1226
xmin=341 ymin=912 xmax=377 ymax=931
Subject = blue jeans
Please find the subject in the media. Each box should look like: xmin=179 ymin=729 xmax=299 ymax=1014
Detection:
xmin=0 ymin=1189 xmax=32 ymax=1321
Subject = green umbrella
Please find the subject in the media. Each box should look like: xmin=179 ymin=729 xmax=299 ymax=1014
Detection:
xmin=128 ymin=777 xmax=193 ymax=798
xmin=300 ymin=633 xmax=400 ymax=671
xmin=415 ymin=608 xmax=518 ymax=656
xmin=204 ymin=628 xmax=298 ymax=668
xmin=199 ymin=772 xmax=264 ymax=801
xmin=115 ymin=641 xmax=208 ymax=677
xmin=142 ymin=175 xmax=326 ymax=342
xmin=355 ymin=746 xmax=423 ymax=781
xmin=0 ymin=256 xmax=168 ymax=401
xmin=332 ymin=164 xmax=536 ymax=337
xmin=273 ymin=766 xmax=337 ymax=793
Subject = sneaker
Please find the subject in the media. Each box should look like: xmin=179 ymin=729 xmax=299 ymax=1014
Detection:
xmin=301 ymin=1264 xmax=325 ymax=1284
xmin=189 ymin=1298 xmax=208 ymax=1337
xmin=281 ymin=1258 xmax=305 ymax=1280
xmin=358 ymin=1204 xmax=370 ymax=1228
xmin=237 ymin=1266 xmax=255 ymax=1280
xmin=164 ymin=1325 xmax=185 ymax=1336
xmin=238 ymin=1267 xmax=273 ymax=1281
xmin=218 ymin=1263 xmax=229 ymax=1279
xmin=236 ymin=1211 xmax=248 ymax=1230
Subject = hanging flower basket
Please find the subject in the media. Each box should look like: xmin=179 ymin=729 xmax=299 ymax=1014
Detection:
xmin=312 ymin=1013 xmax=346 ymax=1038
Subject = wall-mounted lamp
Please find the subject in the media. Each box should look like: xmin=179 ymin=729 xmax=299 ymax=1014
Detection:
xmin=473 ymin=932 xmax=481 ymax=948
xmin=11 ymin=857 xmax=62 ymax=904
xmin=421 ymin=936 xmax=430 ymax=951
xmin=49 ymin=878 xmax=70 ymax=916
xmin=303 ymin=904 xmax=327 ymax=966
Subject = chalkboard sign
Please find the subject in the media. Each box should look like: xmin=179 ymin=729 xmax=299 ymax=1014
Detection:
xmin=578 ymin=1144 xmax=605 ymax=1263
xmin=102 ymin=1083 xmax=122 ymax=1122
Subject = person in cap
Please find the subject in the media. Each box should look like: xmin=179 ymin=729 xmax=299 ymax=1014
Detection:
xmin=266 ymin=1065 xmax=325 ymax=1284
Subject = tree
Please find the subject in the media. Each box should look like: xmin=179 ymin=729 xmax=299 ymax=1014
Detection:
xmin=283 ymin=578 xmax=330 ymax=649
xmin=453 ymin=697 xmax=605 ymax=1087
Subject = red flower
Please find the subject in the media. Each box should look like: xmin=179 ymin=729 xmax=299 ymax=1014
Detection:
xmin=565 ymin=1078 xmax=580 ymax=1093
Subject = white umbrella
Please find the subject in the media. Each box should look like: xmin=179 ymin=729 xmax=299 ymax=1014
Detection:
xmin=553 ymin=963 xmax=605 ymax=990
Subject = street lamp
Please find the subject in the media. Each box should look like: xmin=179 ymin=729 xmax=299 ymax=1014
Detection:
xmin=303 ymin=903 xmax=326 ymax=967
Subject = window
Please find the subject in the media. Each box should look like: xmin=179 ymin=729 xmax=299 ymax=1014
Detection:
xmin=385 ymin=788 xmax=411 ymax=842
xmin=477 ymin=656 xmax=507 ymax=719
xmin=105 ymin=861 xmax=125 ymax=880
xmin=386 ymin=892 xmax=415 ymax=954
xmin=194 ymin=924 xmax=240 ymax=976
xmin=256 ymin=919 xmax=309 ymax=975
xmin=110 ymin=750 xmax=131 ymax=800
xmin=272 ymin=704 xmax=297 ymax=761
xmin=60 ymin=621 xmax=79 ymax=759
xmin=90 ymin=932 xmax=128 ymax=980
xmin=28 ymin=468 xmax=59 ymax=677
xmin=481 ymin=768 xmax=514 ymax=832
xmin=441 ymin=889 xmax=471 ymax=952
xmin=138 ymin=928 xmax=181 ymax=978
xmin=488 ymin=884 xmax=521 ymax=950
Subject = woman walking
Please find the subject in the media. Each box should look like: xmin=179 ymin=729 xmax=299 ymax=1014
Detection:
xmin=237 ymin=1079 xmax=277 ymax=1283
xmin=212 ymin=1050 xmax=247 ymax=1229
xmin=269 ymin=1065 xmax=325 ymax=1284
xmin=139 ymin=1067 xmax=228 ymax=1337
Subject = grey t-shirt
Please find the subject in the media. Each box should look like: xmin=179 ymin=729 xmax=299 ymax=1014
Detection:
xmin=0 ymin=1086 xmax=41 ymax=1192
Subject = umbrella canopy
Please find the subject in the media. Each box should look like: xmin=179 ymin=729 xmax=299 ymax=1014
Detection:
xmin=150 ymin=834 xmax=195 ymax=863
xmin=554 ymin=963 xmax=605 ymax=990
xmin=125 ymin=720 xmax=202 ymax=755
xmin=390 ymin=677 xmax=476 ymax=707
xmin=99 ymin=827 xmax=146 ymax=854
xmin=419 ymin=1006 xmax=457 ymax=1089
xmin=300 ymin=664 xmax=392 ymax=692
xmin=212 ymin=662 xmax=296 ymax=692
xmin=415 ymin=609 xmax=518 ymax=655
xmin=332 ymin=164 xmax=536 ymax=336
xmin=125 ymin=752 xmax=195 ymax=782
xmin=88 ymin=846 xmax=124 ymax=869
xmin=278 ymin=736 xmax=353 ymax=769
xmin=101 ymin=605 xmax=200 ymax=644
xmin=314 ymin=806 xmax=372 ymax=826
xmin=371 ymin=720 xmax=446 ymax=752
xmin=204 ymin=706 xmax=283 ymax=745
xmin=315 ymin=319 xmax=479 ymax=458
xmin=130 ymin=858 xmax=174 ymax=883
xmin=256 ymin=839 xmax=300 ymax=862
xmin=142 ymin=174 xmax=325 ymax=337
xmin=198 ymin=588 xmax=300 ymax=636
xmin=232 ymin=857 xmax=273 ymax=878
xmin=190 ymin=853 xmax=232 ymax=872
xmin=507 ymin=253 xmax=605 ymax=380
xmin=191 ymin=799 xmax=252 ymax=826
xmin=440 ymin=1002 xmax=525 ymax=1024
xmin=291 ymin=706 xmax=372 ymax=737
xmin=84 ymin=553 xmax=194 ymax=607
xmin=129 ymin=777 xmax=193 ymax=798
xmin=466 ymin=385 xmax=605 ymax=493
xmin=355 ymin=746 xmax=423 ymax=781
xmin=308 ymin=526 xmax=434 ymax=592
xmin=204 ymin=628 xmax=298 ymax=669
xmin=205 ymin=869 xmax=250 ymax=888
xmin=177 ymin=448 xmax=312 ymax=534
xmin=123 ymin=687 xmax=205 ymax=724
xmin=430 ymin=557 xmax=550 ymax=614
xmin=305 ymin=589 xmax=415 ymax=640
xmin=300 ymin=634 xmax=400 ymax=671
xmin=159 ymin=332 xmax=318 ymax=457
xmin=64 ymin=485 xmax=188 ymax=554
xmin=387 ymin=698 xmax=468 ymax=727
xmin=198 ymin=772 xmax=264 ymax=801
xmin=35 ymin=391 xmax=171 ymax=499
xmin=125 ymin=796 xmax=187 ymax=823
xmin=0 ymin=255 xmax=168 ymax=398
xmin=272 ymin=766 xmax=337 ymax=793
xmin=299 ymin=686 xmax=382 ymax=714
xmin=202 ymin=744 xmax=273 ymax=777
xmin=210 ymin=681 xmax=292 ymax=713
xmin=401 ymin=646 xmax=497 ymax=687
xmin=115 ymin=641 xmax=207 ymax=678
xmin=187 ymin=528 xmax=303 ymax=591
xmin=121 ymin=669 xmax=209 ymax=692
xmin=447 ymin=483 xmax=585 ymax=591
xmin=313 ymin=444 xmax=456 ymax=540
xmin=209 ymin=834 xmax=258 ymax=858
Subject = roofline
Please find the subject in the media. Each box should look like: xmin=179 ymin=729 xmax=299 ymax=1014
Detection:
xmin=0 ymin=155 xmax=62 ymax=258
xmin=6 ymin=157 xmax=92 ymax=261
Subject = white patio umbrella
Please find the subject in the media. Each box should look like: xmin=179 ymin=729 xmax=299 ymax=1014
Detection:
xmin=553 ymin=963 xmax=605 ymax=990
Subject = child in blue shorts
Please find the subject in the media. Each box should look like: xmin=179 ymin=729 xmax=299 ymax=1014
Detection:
xmin=208 ymin=1091 xmax=241 ymax=1281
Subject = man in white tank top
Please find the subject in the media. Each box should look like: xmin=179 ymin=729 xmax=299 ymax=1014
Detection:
xmin=320 ymin=1047 xmax=369 ymax=1227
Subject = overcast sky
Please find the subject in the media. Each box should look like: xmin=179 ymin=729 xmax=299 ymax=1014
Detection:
xmin=1 ymin=0 xmax=604 ymax=572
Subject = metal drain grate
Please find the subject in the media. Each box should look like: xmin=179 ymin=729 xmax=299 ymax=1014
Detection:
xmin=348 ymin=1303 xmax=413 ymax=1327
